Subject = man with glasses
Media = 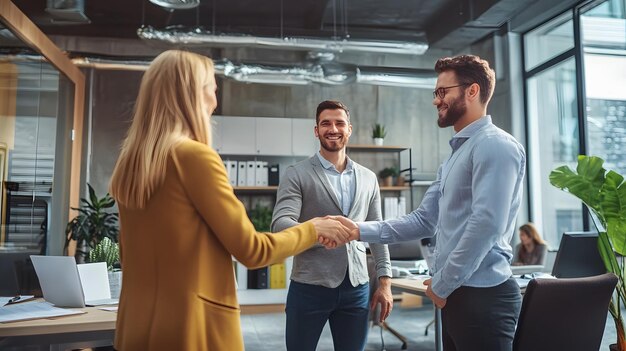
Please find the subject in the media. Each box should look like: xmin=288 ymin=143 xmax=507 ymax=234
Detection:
xmin=337 ymin=55 xmax=526 ymax=351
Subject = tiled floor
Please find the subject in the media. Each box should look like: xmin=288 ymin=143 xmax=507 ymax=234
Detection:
xmin=241 ymin=301 xmax=618 ymax=351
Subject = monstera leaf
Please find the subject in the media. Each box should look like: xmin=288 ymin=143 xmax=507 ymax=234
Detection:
xmin=549 ymin=155 xmax=626 ymax=255
xmin=602 ymin=171 xmax=626 ymax=255
xmin=551 ymin=155 xmax=626 ymax=350
xmin=549 ymin=155 xmax=605 ymax=215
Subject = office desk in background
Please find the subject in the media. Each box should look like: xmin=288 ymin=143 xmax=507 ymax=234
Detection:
xmin=391 ymin=278 xmax=443 ymax=351
xmin=0 ymin=295 xmax=283 ymax=349
xmin=0 ymin=305 xmax=116 ymax=350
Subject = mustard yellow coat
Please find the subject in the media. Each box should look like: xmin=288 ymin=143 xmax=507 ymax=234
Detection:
xmin=114 ymin=140 xmax=317 ymax=351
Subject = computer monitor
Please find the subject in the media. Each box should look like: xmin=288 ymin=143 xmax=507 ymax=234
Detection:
xmin=551 ymin=232 xmax=607 ymax=278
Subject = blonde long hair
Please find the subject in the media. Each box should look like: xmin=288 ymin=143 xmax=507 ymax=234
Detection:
xmin=110 ymin=50 xmax=214 ymax=209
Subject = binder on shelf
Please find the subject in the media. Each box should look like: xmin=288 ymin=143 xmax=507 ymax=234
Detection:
xmin=269 ymin=262 xmax=286 ymax=289
xmin=285 ymin=256 xmax=293 ymax=288
xmin=224 ymin=160 xmax=238 ymax=186
xmin=384 ymin=197 xmax=399 ymax=220
xmin=246 ymin=161 xmax=256 ymax=186
xmin=237 ymin=162 xmax=247 ymax=186
xmin=268 ymin=164 xmax=280 ymax=186
xmin=397 ymin=196 xmax=407 ymax=216
xmin=255 ymin=161 xmax=268 ymax=186
xmin=247 ymin=267 xmax=268 ymax=289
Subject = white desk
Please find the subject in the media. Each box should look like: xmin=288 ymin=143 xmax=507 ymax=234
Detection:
xmin=391 ymin=278 xmax=443 ymax=351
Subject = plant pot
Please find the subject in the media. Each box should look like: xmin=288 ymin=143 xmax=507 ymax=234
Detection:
xmin=380 ymin=176 xmax=393 ymax=187
xmin=373 ymin=138 xmax=384 ymax=146
xmin=108 ymin=270 xmax=122 ymax=299
xmin=396 ymin=175 xmax=405 ymax=186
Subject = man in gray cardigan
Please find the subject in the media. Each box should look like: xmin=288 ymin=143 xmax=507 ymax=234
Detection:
xmin=272 ymin=100 xmax=392 ymax=351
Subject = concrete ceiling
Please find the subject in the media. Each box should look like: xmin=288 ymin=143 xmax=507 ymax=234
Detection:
xmin=11 ymin=0 xmax=546 ymax=54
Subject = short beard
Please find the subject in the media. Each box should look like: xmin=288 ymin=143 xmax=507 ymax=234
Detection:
xmin=437 ymin=96 xmax=466 ymax=128
xmin=319 ymin=136 xmax=346 ymax=152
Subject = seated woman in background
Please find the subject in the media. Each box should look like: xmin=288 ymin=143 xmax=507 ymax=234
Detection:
xmin=512 ymin=223 xmax=548 ymax=266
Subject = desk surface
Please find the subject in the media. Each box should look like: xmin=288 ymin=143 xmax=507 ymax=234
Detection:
xmin=391 ymin=278 xmax=428 ymax=295
xmin=0 ymin=306 xmax=115 ymax=337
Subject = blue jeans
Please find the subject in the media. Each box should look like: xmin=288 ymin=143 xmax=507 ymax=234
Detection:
xmin=285 ymin=275 xmax=370 ymax=351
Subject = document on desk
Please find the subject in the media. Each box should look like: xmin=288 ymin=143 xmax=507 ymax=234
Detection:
xmin=0 ymin=301 xmax=85 ymax=323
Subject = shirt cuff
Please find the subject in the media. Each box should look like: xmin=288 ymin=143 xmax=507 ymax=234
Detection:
xmin=358 ymin=221 xmax=383 ymax=243
xmin=377 ymin=268 xmax=393 ymax=279
xmin=431 ymin=271 xmax=455 ymax=299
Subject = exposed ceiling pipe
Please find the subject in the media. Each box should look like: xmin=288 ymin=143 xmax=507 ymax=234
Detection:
xmin=70 ymin=57 xmax=436 ymax=89
xmin=214 ymin=60 xmax=436 ymax=88
xmin=137 ymin=26 xmax=429 ymax=56
xmin=149 ymin=0 xmax=200 ymax=10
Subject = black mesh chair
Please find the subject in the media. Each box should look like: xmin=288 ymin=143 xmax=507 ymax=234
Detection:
xmin=513 ymin=273 xmax=617 ymax=351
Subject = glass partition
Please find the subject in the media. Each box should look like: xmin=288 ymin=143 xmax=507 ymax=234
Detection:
xmin=0 ymin=60 xmax=59 ymax=254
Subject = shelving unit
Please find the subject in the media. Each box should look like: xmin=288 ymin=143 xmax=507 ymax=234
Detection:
xmin=346 ymin=144 xmax=414 ymax=212
xmin=233 ymin=186 xmax=279 ymax=193
xmin=222 ymin=136 xmax=421 ymax=305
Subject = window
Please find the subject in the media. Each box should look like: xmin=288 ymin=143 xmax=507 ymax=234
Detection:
xmin=524 ymin=0 xmax=626 ymax=246
xmin=526 ymin=58 xmax=581 ymax=246
xmin=583 ymin=2 xmax=626 ymax=175
xmin=524 ymin=11 xmax=574 ymax=71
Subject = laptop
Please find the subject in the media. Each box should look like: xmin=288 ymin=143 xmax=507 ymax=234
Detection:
xmin=30 ymin=255 xmax=119 ymax=307
xmin=511 ymin=265 xmax=544 ymax=275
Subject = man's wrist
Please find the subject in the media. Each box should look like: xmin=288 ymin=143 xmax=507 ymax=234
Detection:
xmin=378 ymin=276 xmax=392 ymax=288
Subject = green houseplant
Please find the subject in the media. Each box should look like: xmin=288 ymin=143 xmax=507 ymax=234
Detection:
xmin=249 ymin=203 xmax=273 ymax=232
xmin=550 ymin=155 xmax=626 ymax=350
xmin=89 ymin=237 xmax=120 ymax=271
xmin=65 ymin=184 xmax=120 ymax=262
xmin=89 ymin=236 xmax=122 ymax=299
xmin=372 ymin=123 xmax=387 ymax=146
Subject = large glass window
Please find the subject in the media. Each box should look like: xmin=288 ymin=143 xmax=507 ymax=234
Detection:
xmin=524 ymin=12 xmax=575 ymax=71
xmin=524 ymin=0 xmax=626 ymax=247
xmin=582 ymin=1 xmax=626 ymax=175
xmin=526 ymin=58 xmax=582 ymax=246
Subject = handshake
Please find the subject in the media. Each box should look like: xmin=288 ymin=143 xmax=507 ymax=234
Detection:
xmin=310 ymin=216 xmax=361 ymax=249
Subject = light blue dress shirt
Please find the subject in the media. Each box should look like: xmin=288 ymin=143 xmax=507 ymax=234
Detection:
xmin=316 ymin=151 xmax=356 ymax=216
xmin=359 ymin=116 xmax=526 ymax=298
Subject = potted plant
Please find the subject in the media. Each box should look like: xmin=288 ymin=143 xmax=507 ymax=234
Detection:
xmin=372 ymin=123 xmax=387 ymax=146
xmin=550 ymin=155 xmax=626 ymax=351
xmin=379 ymin=167 xmax=398 ymax=187
xmin=89 ymin=237 xmax=122 ymax=299
xmin=249 ymin=203 xmax=273 ymax=232
xmin=65 ymin=183 xmax=120 ymax=262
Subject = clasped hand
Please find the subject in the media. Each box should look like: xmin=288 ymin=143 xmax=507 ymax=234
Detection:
xmin=310 ymin=216 xmax=360 ymax=249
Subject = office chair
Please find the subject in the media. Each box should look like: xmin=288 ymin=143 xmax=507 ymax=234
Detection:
xmin=512 ymin=273 xmax=617 ymax=351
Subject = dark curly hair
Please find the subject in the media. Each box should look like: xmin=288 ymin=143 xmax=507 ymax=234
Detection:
xmin=434 ymin=55 xmax=495 ymax=105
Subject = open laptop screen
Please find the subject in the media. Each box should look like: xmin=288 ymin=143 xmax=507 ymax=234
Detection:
xmin=551 ymin=232 xmax=607 ymax=278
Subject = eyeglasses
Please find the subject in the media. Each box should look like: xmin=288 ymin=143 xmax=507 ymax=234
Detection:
xmin=432 ymin=84 xmax=469 ymax=100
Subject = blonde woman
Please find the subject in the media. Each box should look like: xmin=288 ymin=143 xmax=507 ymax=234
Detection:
xmin=512 ymin=223 xmax=548 ymax=266
xmin=110 ymin=50 xmax=351 ymax=351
